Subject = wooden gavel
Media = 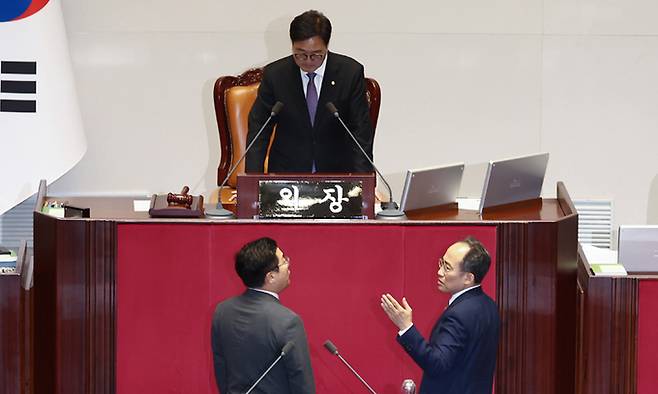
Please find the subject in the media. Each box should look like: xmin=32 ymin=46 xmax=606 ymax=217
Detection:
xmin=167 ymin=186 xmax=194 ymax=208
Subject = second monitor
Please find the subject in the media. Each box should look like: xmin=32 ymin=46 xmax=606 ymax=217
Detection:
xmin=478 ymin=152 xmax=549 ymax=214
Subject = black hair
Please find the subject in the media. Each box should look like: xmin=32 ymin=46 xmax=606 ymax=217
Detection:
xmin=234 ymin=237 xmax=279 ymax=288
xmin=289 ymin=10 xmax=332 ymax=45
xmin=459 ymin=237 xmax=492 ymax=284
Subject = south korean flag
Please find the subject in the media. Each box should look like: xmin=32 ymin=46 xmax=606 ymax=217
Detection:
xmin=1 ymin=0 xmax=86 ymax=215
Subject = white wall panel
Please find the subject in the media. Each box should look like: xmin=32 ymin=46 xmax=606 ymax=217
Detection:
xmin=544 ymin=0 xmax=658 ymax=35
xmin=541 ymin=36 xmax=658 ymax=229
xmin=334 ymin=33 xmax=543 ymax=168
xmin=50 ymin=32 xmax=275 ymax=195
xmin=61 ymin=1 xmax=542 ymax=34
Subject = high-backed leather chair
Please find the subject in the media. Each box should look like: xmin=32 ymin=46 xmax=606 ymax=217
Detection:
xmin=212 ymin=67 xmax=381 ymax=204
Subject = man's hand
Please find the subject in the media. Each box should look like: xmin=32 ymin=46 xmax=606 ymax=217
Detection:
xmin=380 ymin=293 xmax=413 ymax=331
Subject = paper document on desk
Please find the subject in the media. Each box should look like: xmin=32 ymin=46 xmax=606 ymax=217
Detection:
xmin=590 ymin=264 xmax=627 ymax=276
xmin=456 ymin=198 xmax=481 ymax=211
xmin=581 ymin=244 xmax=617 ymax=264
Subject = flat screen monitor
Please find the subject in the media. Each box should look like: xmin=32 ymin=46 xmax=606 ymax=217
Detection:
xmin=399 ymin=163 xmax=465 ymax=212
xmin=478 ymin=152 xmax=549 ymax=214
xmin=618 ymin=225 xmax=658 ymax=273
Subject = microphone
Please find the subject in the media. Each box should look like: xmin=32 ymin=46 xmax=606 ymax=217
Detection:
xmin=325 ymin=102 xmax=406 ymax=220
xmin=401 ymin=379 xmax=416 ymax=394
xmin=206 ymin=101 xmax=284 ymax=218
xmin=323 ymin=340 xmax=338 ymax=355
xmin=244 ymin=341 xmax=294 ymax=394
xmin=323 ymin=340 xmax=378 ymax=394
xmin=281 ymin=341 xmax=294 ymax=355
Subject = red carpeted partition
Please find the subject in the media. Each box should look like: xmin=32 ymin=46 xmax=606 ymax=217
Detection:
xmin=116 ymin=223 xmax=496 ymax=394
xmin=638 ymin=279 xmax=658 ymax=394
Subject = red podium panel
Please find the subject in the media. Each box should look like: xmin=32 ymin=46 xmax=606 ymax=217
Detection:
xmin=115 ymin=223 xmax=496 ymax=394
xmin=638 ymin=280 xmax=658 ymax=393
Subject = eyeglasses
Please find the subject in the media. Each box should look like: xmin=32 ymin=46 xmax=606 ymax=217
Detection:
xmin=278 ymin=255 xmax=290 ymax=268
xmin=438 ymin=258 xmax=454 ymax=273
xmin=293 ymin=52 xmax=325 ymax=61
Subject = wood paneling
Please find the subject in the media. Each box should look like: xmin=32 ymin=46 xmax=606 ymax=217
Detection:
xmin=493 ymin=218 xmax=577 ymax=394
xmin=576 ymin=249 xmax=638 ymax=394
xmin=1 ymin=271 xmax=33 ymax=393
xmin=33 ymin=215 xmax=116 ymax=394
xmin=1 ymin=275 xmax=22 ymax=393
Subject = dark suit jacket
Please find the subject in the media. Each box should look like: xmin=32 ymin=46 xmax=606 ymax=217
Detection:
xmin=397 ymin=287 xmax=500 ymax=394
xmin=246 ymin=52 xmax=373 ymax=173
xmin=211 ymin=289 xmax=315 ymax=394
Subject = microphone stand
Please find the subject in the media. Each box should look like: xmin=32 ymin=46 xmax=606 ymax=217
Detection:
xmin=326 ymin=103 xmax=406 ymax=220
xmin=206 ymin=102 xmax=283 ymax=219
xmin=324 ymin=340 xmax=377 ymax=394
xmin=334 ymin=352 xmax=377 ymax=394
xmin=243 ymin=341 xmax=294 ymax=394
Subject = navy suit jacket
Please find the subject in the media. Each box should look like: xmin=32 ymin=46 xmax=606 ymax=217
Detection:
xmin=211 ymin=289 xmax=315 ymax=394
xmin=245 ymin=52 xmax=373 ymax=173
xmin=397 ymin=286 xmax=500 ymax=394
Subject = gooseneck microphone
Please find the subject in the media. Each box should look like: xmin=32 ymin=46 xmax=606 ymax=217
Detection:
xmin=206 ymin=101 xmax=284 ymax=218
xmin=325 ymin=102 xmax=406 ymax=220
xmin=244 ymin=341 xmax=295 ymax=394
xmin=323 ymin=340 xmax=378 ymax=394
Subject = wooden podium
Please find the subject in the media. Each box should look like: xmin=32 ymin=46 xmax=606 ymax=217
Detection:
xmin=576 ymin=246 xmax=658 ymax=393
xmin=30 ymin=182 xmax=578 ymax=394
xmin=0 ymin=242 xmax=32 ymax=394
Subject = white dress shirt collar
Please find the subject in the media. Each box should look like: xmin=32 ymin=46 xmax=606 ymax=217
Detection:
xmin=299 ymin=52 xmax=328 ymax=96
xmin=249 ymin=288 xmax=279 ymax=300
xmin=398 ymin=284 xmax=482 ymax=337
xmin=449 ymin=284 xmax=481 ymax=306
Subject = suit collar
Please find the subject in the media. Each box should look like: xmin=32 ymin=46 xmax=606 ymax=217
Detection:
xmin=286 ymin=56 xmax=311 ymax=127
xmin=248 ymin=287 xmax=279 ymax=299
xmin=315 ymin=52 xmax=339 ymax=129
xmin=244 ymin=288 xmax=280 ymax=303
xmin=323 ymin=51 xmax=337 ymax=77
xmin=448 ymin=285 xmax=484 ymax=308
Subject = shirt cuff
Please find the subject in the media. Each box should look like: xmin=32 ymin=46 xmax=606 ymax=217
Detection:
xmin=398 ymin=324 xmax=414 ymax=337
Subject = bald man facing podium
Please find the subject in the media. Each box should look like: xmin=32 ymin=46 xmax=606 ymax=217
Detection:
xmin=381 ymin=237 xmax=500 ymax=394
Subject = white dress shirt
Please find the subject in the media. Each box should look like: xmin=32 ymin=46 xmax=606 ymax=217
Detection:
xmin=299 ymin=53 xmax=328 ymax=97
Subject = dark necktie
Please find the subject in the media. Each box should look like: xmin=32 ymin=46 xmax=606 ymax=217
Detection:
xmin=306 ymin=72 xmax=318 ymax=126
xmin=306 ymin=72 xmax=318 ymax=172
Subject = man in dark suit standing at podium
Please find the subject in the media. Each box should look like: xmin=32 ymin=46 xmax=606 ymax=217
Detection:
xmin=380 ymin=237 xmax=500 ymax=394
xmin=246 ymin=10 xmax=373 ymax=173
xmin=211 ymin=237 xmax=315 ymax=394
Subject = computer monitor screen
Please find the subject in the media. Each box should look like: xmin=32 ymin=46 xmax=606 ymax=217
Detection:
xmin=399 ymin=163 xmax=464 ymax=212
xmin=479 ymin=152 xmax=549 ymax=214
xmin=618 ymin=225 xmax=658 ymax=273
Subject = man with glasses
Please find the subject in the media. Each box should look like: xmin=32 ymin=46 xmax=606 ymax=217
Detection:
xmin=380 ymin=237 xmax=500 ymax=394
xmin=211 ymin=237 xmax=315 ymax=393
xmin=246 ymin=10 xmax=374 ymax=174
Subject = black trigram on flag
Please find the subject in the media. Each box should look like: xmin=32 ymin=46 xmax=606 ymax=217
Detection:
xmin=1 ymin=61 xmax=37 ymax=113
